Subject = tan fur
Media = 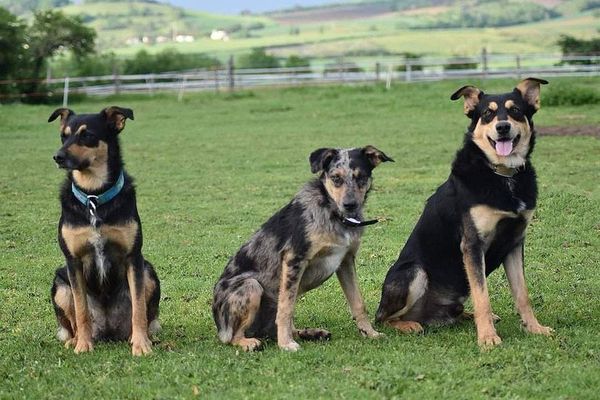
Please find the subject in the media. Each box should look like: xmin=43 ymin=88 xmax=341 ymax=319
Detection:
xmin=461 ymin=237 xmax=501 ymax=347
xmin=127 ymin=264 xmax=152 ymax=356
xmin=472 ymin=115 xmax=532 ymax=168
xmin=470 ymin=205 xmax=517 ymax=242
xmin=387 ymin=320 xmax=424 ymax=333
xmin=488 ymin=101 xmax=498 ymax=111
xmin=503 ymin=245 xmax=553 ymax=336
xmin=276 ymin=255 xmax=306 ymax=351
xmin=62 ymin=221 xmax=139 ymax=257
xmin=71 ymin=141 xmax=109 ymax=191
xmin=71 ymin=267 xmax=94 ymax=353
xmin=505 ymin=100 xmax=515 ymax=109
xmin=516 ymin=79 xmax=542 ymax=110
xmin=63 ymin=126 xmax=72 ymax=135
xmin=336 ymin=252 xmax=383 ymax=338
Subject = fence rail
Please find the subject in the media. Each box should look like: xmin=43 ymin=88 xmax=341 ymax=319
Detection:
xmin=1 ymin=53 xmax=599 ymax=104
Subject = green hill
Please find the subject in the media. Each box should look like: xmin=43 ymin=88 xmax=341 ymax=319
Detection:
xmin=56 ymin=1 xmax=273 ymax=51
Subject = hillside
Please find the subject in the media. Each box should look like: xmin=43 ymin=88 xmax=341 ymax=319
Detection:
xmin=58 ymin=1 xmax=273 ymax=50
xmin=1 ymin=0 xmax=599 ymax=58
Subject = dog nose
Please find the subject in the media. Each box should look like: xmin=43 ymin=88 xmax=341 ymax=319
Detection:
xmin=53 ymin=151 xmax=66 ymax=164
xmin=495 ymin=121 xmax=511 ymax=136
xmin=343 ymin=201 xmax=358 ymax=211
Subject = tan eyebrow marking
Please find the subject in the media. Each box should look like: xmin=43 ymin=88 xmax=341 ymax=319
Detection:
xmin=75 ymin=124 xmax=87 ymax=135
xmin=505 ymin=100 xmax=515 ymax=109
xmin=488 ymin=102 xmax=498 ymax=111
xmin=63 ymin=126 xmax=72 ymax=135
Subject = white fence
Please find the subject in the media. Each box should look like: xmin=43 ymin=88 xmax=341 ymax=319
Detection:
xmin=2 ymin=53 xmax=599 ymax=104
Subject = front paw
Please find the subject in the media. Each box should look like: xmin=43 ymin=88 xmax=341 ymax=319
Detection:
xmin=524 ymin=323 xmax=554 ymax=336
xmin=359 ymin=327 xmax=385 ymax=338
xmin=131 ymin=334 xmax=153 ymax=356
xmin=478 ymin=332 xmax=502 ymax=348
xmin=279 ymin=340 xmax=301 ymax=352
xmin=74 ymin=336 xmax=94 ymax=353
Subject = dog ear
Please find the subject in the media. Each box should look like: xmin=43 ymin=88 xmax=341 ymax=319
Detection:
xmin=48 ymin=108 xmax=75 ymax=128
xmin=450 ymin=85 xmax=481 ymax=116
xmin=516 ymin=77 xmax=548 ymax=111
xmin=102 ymin=106 xmax=134 ymax=133
xmin=309 ymin=148 xmax=338 ymax=174
xmin=362 ymin=145 xmax=394 ymax=168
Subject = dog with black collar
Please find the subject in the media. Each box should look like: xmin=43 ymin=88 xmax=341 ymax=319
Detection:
xmin=49 ymin=106 xmax=160 ymax=356
xmin=212 ymin=146 xmax=393 ymax=351
xmin=375 ymin=78 xmax=553 ymax=347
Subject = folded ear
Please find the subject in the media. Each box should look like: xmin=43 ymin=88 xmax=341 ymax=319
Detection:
xmin=450 ymin=85 xmax=481 ymax=116
xmin=309 ymin=148 xmax=338 ymax=174
xmin=362 ymin=145 xmax=394 ymax=168
xmin=48 ymin=108 xmax=75 ymax=128
xmin=102 ymin=106 xmax=134 ymax=133
xmin=516 ymin=77 xmax=548 ymax=111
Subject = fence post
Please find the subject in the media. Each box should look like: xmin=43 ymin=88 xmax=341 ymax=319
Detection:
xmin=515 ymin=55 xmax=522 ymax=80
xmin=406 ymin=63 xmax=412 ymax=82
xmin=386 ymin=64 xmax=393 ymax=90
xmin=375 ymin=62 xmax=380 ymax=82
xmin=214 ymin=67 xmax=220 ymax=92
xmin=227 ymin=56 xmax=234 ymax=92
xmin=481 ymin=47 xmax=488 ymax=78
xmin=62 ymin=77 xmax=69 ymax=107
xmin=178 ymin=74 xmax=187 ymax=102
xmin=113 ymin=64 xmax=120 ymax=95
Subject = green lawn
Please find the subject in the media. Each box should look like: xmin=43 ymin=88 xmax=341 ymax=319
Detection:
xmin=0 ymin=78 xmax=599 ymax=398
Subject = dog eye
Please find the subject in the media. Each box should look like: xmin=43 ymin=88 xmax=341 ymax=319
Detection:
xmin=356 ymin=176 xmax=369 ymax=186
xmin=510 ymin=106 xmax=522 ymax=115
xmin=330 ymin=175 xmax=344 ymax=187
xmin=482 ymin=109 xmax=494 ymax=119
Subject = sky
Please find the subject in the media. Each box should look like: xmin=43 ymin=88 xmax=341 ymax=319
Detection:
xmin=161 ymin=1 xmax=339 ymax=15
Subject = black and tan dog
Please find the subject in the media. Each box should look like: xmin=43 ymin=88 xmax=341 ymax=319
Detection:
xmin=376 ymin=78 xmax=553 ymax=347
xmin=49 ymin=106 xmax=160 ymax=356
xmin=212 ymin=146 xmax=393 ymax=351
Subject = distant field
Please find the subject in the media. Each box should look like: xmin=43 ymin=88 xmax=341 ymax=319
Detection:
xmin=113 ymin=11 xmax=600 ymax=62
xmin=50 ymin=1 xmax=600 ymax=62
xmin=1 ymin=77 xmax=599 ymax=398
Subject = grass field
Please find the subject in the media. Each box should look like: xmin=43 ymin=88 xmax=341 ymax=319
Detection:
xmin=1 ymin=78 xmax=599 ymax=398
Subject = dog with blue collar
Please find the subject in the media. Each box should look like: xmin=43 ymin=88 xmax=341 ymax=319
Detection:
xmin=48 ymin=106 xmax=161 ymax=356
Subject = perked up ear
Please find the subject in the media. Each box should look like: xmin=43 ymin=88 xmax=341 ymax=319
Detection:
xmin=362 ymin=145 xmax=394 ymax=168
xmin=47 ymin=108 xmax=75 ymax=128
xmin=309 ymin=148 xmax=338 ymax=174
xmin=516 ymin=77 xmax=548 ymax=111
xmin=102 ymin=106 xmax=134 ymax=133
xmin=450 ymin=85 xmax=482 ymax=116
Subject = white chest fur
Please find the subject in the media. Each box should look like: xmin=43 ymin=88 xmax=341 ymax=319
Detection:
xmin=300 ymin=245 xmax=349 ymax=293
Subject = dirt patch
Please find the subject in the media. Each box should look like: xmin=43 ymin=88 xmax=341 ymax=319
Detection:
xmin=537 ymin=125 xmax=599 ymax=138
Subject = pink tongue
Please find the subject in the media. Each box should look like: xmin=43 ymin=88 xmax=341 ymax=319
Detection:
xmin=495 ymin=140 xmax=513 ymax=156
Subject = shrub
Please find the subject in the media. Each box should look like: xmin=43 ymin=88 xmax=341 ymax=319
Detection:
xmin=237 ymin=48 xmax=280 ymax=69
xmin=543 ymin=82 xmax=600 ymax=106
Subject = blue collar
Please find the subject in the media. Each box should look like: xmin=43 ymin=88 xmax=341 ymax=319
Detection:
xmin=71 ymin=171 xmax=125 ymax=207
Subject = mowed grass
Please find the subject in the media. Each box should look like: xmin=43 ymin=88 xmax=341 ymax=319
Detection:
xmin=1 ymin=78 xmax=599 ymax=399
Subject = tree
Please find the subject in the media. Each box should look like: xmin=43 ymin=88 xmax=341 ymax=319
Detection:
xmin=0 ymin=7 xmax=25 ymax=80
xmin=23 ymin=10 xmax=95 ymax=97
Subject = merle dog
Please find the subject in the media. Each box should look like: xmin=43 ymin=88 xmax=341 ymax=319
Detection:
xmin=213 ymin=146 xmax=393 ymax=351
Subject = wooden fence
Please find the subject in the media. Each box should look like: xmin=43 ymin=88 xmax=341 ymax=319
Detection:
xmin=1 ymin=53 xmax=599 ymax=104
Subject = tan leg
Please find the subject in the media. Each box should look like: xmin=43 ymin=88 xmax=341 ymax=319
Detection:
xmin=229 ymin=279 xmax=263 ymax=352
xmin=461 ymin=238 xmax=501 ymax=348
xmin=504 ymin=244 xmax=553 ymax=335
xmin=67 ymin=264 xmax=94 ymax=353
xmin=336 ymin=253 xmax=383 ymax=338
xmin=127 ymin=261 xmax=152 ymax=356
xmin=53 ymin=284 xmax=76 ymax=344
xmin=276 ymin=259 xmax=306 ymax=351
